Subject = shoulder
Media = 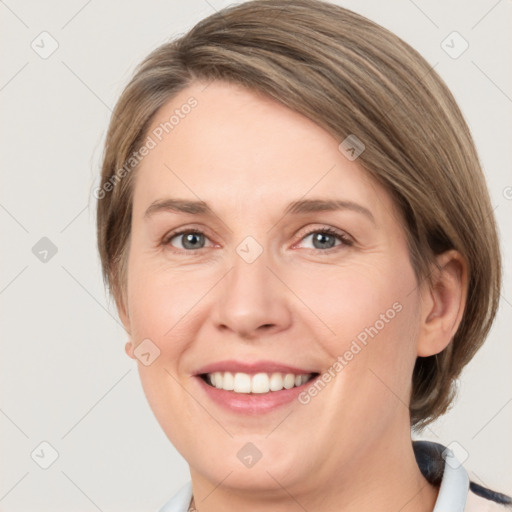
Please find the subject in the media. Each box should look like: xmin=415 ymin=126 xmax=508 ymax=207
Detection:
xmin=466 ymin=487 xmax=512 ymax=511
xmin=413 ymin=440 xmax=511 ymax=511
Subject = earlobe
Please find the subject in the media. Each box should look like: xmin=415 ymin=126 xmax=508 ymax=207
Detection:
xmin=417 ymin=250 xmax=468 ymax=357
xmin=125 ymin=341 xmax=135 ymax=359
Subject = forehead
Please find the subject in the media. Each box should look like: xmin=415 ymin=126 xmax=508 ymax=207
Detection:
xmin=133 ymin=80 xmax=396 ymax=222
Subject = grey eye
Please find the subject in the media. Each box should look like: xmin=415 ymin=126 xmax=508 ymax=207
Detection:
xmin=170 ymin=231 xmax=207 ymax=250
xmin=309 ymin=232 xmax=338 ymax=250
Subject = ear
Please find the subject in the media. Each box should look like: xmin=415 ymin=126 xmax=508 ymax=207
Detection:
xmin=115 ymin=288 xmax=131 ymax=335
xmin=115 ymin=291 xmax=136 ymax=360
xmin=125 ymin=341 xmax=136 ymax=360
xmin=416 ymin=250 xmax=468 ymax=357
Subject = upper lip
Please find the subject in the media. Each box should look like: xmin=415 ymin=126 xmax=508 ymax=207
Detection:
xmin=194 ymin=360 xmax=318 ymax=376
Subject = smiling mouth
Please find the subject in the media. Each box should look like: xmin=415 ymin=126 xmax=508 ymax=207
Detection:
xmin=199 ymin=371 xmax=319 ymax=394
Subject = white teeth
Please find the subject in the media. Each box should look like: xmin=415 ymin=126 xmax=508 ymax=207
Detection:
xmin=234 ymin=372 xmax=251 ymax=393
xmin=269 ymin=372 xmax=284 ymax=391
xmin=283 ymin=374 xmax=295 ymax=389
xmin=251 ymin=373 xmax=269 ymax=393
xmin=213 ymin=371 xmax=223 ymax=389
xmin=205 ymin=371 xmax=313 ymax=394
xmin=223 ymin=371 xmax=234 ymax=390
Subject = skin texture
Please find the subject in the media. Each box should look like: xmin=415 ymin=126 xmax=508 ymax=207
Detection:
xmin=119 ymin=80 xmax=467 ymax=512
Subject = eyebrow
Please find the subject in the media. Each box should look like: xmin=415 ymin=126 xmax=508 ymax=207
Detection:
xmin=144 ymin=198 xmax=375 ymax=223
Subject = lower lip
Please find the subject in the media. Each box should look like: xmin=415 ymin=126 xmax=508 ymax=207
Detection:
xmin=195 ymin=375 xmax=318 ymax=414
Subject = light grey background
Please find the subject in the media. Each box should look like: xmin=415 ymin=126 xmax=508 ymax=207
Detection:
xmin=0 ymin=0 xmax=510 ymax=510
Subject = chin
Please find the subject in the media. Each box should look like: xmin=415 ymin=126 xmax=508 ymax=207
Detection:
xmin=191 ymin=438 xmax=308 ymax=491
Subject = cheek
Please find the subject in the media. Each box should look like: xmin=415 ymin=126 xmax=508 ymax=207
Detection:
xmin=303 ymin=255 xmax=420 ymax=402
xmin=124 ymin=262 xmax=204 ymax=448
xmin=297 ymin=256 xmax=418 ymax=348
xmin=125 ymin=254 xmax=204 ymax=350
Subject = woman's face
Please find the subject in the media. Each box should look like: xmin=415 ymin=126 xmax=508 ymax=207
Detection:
xmin=122 ymin=80 xmax=425 ymax=493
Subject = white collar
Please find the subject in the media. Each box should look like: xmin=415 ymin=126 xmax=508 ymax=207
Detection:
xmin=158 ymin=451 xmax=469 ymax=512
xmin=433 ymin=448 xmax=469 ymax=511
xmin=158 ymin=481 xmax=192 ymax=512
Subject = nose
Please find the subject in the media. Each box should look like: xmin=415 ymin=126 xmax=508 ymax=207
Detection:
xmin=212 ymin=247 xmax=293 ymax=341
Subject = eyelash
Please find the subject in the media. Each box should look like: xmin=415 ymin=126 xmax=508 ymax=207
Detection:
xmin=162 ymin=226 xmax=353 ymax=255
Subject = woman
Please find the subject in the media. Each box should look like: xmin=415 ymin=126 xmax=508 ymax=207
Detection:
xmin=95 ymin=1 xmax=510 ymax=510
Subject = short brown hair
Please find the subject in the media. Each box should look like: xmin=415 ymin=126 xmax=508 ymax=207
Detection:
xmin=96 ymin=0 xmax=501 ymax=428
